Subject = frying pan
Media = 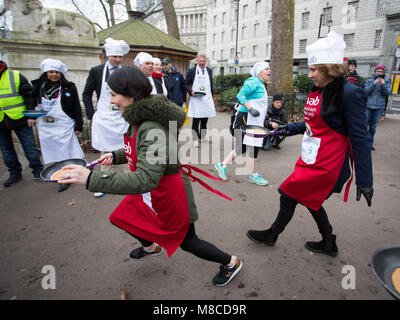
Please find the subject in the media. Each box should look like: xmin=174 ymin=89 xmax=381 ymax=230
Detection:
xmin=194 ymin=91 xmax=206 ymax=96
xmin=240 ymin=125 xmax=288 ymax=139
xmin=40 ymin=158 xmax=108 ymax=182
xmin=371 ymin=245 xmax=400 ymax=299
xmin=23 ymin=110 xmax=48 ymax=117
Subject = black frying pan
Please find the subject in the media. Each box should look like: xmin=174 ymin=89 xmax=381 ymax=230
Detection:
xmin=371 ymin=245 xmax=400 ymax=299
xmin=40 ymin=159 xmax=88 ymax=182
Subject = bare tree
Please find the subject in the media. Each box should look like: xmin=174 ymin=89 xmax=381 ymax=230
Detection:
xmin=160 ymin=0 xmax=180 ymax=40
xmin=270 ymin=0 xmax=294 ymax=95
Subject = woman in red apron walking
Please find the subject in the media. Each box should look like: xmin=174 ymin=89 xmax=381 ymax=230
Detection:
xmin=59 ymin=66 xmax=242 ymax=286
xmin=247 ymin=32 xmax=373 ymax=257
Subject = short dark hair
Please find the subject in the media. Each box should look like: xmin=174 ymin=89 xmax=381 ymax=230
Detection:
xmin=106 ymin=66 xmax=152 ymax=101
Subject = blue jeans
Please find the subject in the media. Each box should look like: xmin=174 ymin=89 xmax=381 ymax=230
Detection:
xmin=366 ymin=108 xmax=384 ymax=146
xmin=0 ymin=125 xmax=43 ymax=177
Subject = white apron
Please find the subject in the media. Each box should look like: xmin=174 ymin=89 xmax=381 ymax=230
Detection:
xmin=149 ymin=76 xmax=168 ymax=96
xmin=187 ymin=66 xmax=216 ymax=118
xmin=91 ymin=63 xmax=129 ymax=152
xmin=243 ymin=87 xmax=269 ymax=147
xmin=37 ymin=89 xmax=84 ymax=164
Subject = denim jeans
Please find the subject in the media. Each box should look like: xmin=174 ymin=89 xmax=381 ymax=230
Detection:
xmin=0 ymin=125 xmax=43 ymax=177
xmin=366 ymin=108 xmax=384 ymax=146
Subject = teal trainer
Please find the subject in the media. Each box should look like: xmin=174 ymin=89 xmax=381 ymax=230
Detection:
xmin=215 ymin=162 xmax=228 ymax=181
xmin=249 ymin=173 xmax=268 ymax=186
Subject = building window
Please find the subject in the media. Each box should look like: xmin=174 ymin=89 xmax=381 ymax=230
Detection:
xmin=344 ymin=33 xmax=355 ymax=49
xmin=243 ymin=4 xmax=248 ymax=19
xmin=347 ymin=1 xmax=359 ymax=23
xmin=213 ymin=15 xmax=217 ymax=27
xmin=376 ymin=0 xmax=390 ymax=17
xmin=212 ymin=33 xmax=216 ymax=45
xmin=268 ymin=20 xmax=272 ymax=35
xmin=241 ymin=26 xmax=247 ymax=40
xmin=266 ymin=43 xmax=269 ymax=56
xmin=221 ymin=31 xmax=225 ymax=43
xmin=255 ymin=0 xmax=261 ymax=14
xmin=301 ymin=12 xmax=310 ymax=29
xmin=212 ymin=51 xmax=215 ymax=60
xmin=299 ymin=39 xmax=307 ymax=53
xmin=231 ymin=28 xmax=235 ymax=41
xmin=230 ymin=48 xmax=235 ymax=59
xmin=252 ymin=45 xmax=258 ymax=57
xmin=254 ymin=23 xmax=259 ymax=37
xmin=240 ymin=46 xmax=245 ymax=58
xmin=374 ymin=30 xmax=383 ymax=48
xmin=222 ymin=12 xmax=226 ymax=24
xmin=322 ymin=7 xmax=333 ymax=25
xmin=220 ymin=50 xmax=224 ymax=60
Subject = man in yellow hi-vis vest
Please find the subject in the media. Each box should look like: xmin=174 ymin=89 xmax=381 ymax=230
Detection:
xmin=0 ymin=60 xmax=43 ymax=187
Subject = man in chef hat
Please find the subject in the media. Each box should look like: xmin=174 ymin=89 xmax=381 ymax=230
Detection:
xmin=247 ymin=32 xmax=373 ymax=258
xmin=82 ymin=37 xmax=130 ymax=198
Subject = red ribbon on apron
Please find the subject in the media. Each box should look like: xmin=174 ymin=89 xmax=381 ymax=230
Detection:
xmin=280 ymin=90 xmax=351 ymax=211
xmin=181 ymin=165 xmax=232 ymax=201
xmin=109 ymin=125 xmax=189 ymax=257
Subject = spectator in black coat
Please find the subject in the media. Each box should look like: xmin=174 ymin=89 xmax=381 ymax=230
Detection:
xmin=262 ymin=94 xmax=288 ymax=151
xmin=162 ymin=58 xmax=191 ymax=107
xmin=346 ymin=59 xmax=364 ymax=88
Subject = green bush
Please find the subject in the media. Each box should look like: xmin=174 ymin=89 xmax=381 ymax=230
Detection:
xmin=294 ymin=74 xmax=314 ymax=93
xmin=214 ymin=74 xmax=251 ymax=94
xmin=217 ymin=87 xmax=240 ymax=108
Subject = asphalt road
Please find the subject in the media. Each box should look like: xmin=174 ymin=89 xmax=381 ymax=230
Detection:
xmin=0 ymin=111 xmax=399 ymax=300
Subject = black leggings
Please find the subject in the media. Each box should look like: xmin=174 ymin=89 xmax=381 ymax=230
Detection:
xmin=270 ymin=195 xmax=333 ymax=237
xmin=192 ymin=117 xmax=208 ymax=140
xmin=129 ymin=223 xmax=231 ymax=266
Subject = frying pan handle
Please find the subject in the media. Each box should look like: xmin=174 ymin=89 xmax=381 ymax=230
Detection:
xmin=87 ymin=155 xmax=114 ymax=169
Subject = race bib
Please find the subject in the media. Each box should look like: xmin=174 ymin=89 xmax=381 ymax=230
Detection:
xmin=301 ymin=133 xmax=320 ymax=165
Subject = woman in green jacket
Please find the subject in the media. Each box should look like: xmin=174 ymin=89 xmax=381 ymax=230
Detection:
xmin=59 ymin=66 xmax=242 ymax=287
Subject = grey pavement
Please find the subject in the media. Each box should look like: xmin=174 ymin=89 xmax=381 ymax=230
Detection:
xmin=0 ymin=111 xmax=399 ymax=300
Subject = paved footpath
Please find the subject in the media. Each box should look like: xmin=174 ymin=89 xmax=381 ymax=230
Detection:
xmin=0 ymin=112 xmax=399 ymax=300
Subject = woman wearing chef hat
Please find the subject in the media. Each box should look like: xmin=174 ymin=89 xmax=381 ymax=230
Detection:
xmin=82 ymin=37 xmax=131 ymax=198
xmin=215 ymin=61 xmax=271 ymax=186
xmin=32 ymin=58 xmax=84 ymax=192
xmin=247 ymin=32 xmax=373 ymax=257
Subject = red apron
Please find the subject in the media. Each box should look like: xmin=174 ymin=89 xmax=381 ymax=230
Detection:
xmin=109 ymin=125 xmax=190 ymax=257
xmin=280 ymin=90 xmax=351 ymax=211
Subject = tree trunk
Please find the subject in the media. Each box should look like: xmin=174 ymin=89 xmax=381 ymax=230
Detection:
xmin=125 ymin=0 xmax=132 ymax=12
xmin=160 ymin=0 xmax=180 ymax=40
xmin=270 ymin=0 xmax=294 ymax=95
xmin=107 ymin=0 xmax=116 ymax=26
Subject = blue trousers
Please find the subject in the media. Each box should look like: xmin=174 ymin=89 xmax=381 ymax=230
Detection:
xmin=0 ymin=125 xmax=43 ymax=177
xmin=366 ymin=108 xmax=384 ymax=146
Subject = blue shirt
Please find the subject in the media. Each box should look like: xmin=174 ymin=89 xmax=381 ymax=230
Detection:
xmin=236 ymin=76 xmax=267 ymax=113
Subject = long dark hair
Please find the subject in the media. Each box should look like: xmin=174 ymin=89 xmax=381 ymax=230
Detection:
xmin=106 ymin=66 xmax=152 ymax=101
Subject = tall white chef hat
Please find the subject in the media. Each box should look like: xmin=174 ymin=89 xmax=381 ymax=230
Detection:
xmin=306 ymin=31 xmax=346 ymax=66
xmin=250 ymin=62 xmax=270 ymax=78
xmin=40 ymin=58 xmax=68 ymax=76
xmin=134 ymin=52 xmax=153 ymax=66
xmin=103 ymin=37 xmax=130 ymax=57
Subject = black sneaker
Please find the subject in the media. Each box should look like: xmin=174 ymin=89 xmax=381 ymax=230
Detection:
xmin=3 ymin=174 xmax=22 ymax=187
xmin=247 ymin=229 xmax=278 ymax=246
xmin=212 ymin=257 xmax=242 ymax=287
xmin=129 ymin=245 xmax=163 ymax=260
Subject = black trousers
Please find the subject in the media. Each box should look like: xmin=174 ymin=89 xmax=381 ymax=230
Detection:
xmin=270 ymin=195 xmax=333 ymax=237
xmin=192 ymin=117 xmax=208 ymax=140
xmin=129 ymin=223 xmax=231 ymax=266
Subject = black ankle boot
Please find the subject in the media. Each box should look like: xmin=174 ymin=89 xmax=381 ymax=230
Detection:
xmin=247 ymin=229 xmax=278 ymax=246
xmin=305 ymin=234 xmax=338 ymax=257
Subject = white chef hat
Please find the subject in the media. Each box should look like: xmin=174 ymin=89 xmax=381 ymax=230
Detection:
xmin=250 ymin=62 xmax=270 ymax=78
xmin=134 ymin=52 xmax=153 ymax=66
xmin=153 ymin=57 xmax=161 ymax=64
xmin=306 ymin=31 xmax=346 ymax=66
xmin=103 ymin=37 xmax=130 ymax=57
xmin=40 ymin=58 xmax=68 ymax=76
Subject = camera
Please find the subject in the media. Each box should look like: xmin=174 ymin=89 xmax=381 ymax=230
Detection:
xmin=377 ymin=75 xmax=385 ymax=79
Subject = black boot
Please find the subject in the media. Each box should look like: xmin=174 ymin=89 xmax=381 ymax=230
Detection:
xmin=247 ymin=229 xmax=278 ymax=246
xmin=305 ymin=234 xmax=338 ymax=257
xmin=58 ymin=183 xmax=70 ymax=192
xmin=3 ymin=174 xmax=22 ymax=187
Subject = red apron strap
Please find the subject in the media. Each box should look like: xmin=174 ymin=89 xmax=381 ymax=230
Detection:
xmin=181 ymin=165 xmax=232 ymax=201
xmin=343 ymin=142 xmax=354 ymax=202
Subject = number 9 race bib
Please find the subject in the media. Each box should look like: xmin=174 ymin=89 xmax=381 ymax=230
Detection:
xmin=301 ymin=133 xmax=321 ymax=165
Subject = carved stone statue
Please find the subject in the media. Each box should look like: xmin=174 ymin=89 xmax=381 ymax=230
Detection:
xmin=2 ymin=0 xmax=97 ymax=44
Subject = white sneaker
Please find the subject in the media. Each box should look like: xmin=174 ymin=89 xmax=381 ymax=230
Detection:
xmin=94 ymin=192 xmax=105 ymax=198
xmin=193 ymin=140 xmax=199 ymax=148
